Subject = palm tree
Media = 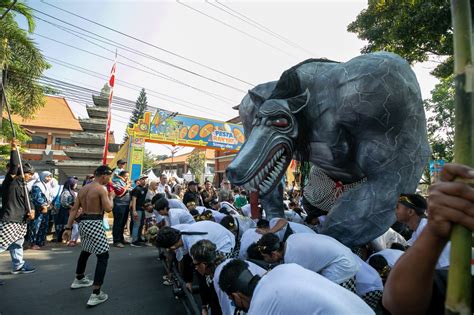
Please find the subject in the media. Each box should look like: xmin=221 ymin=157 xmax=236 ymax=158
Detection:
xmin=1 ymin=0 xmax=49 ymax=120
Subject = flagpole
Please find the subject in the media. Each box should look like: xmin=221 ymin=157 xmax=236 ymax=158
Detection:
xmin=102 ymin=51 xmax=117 ymax=165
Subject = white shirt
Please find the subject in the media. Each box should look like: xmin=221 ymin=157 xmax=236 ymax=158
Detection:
xmin=164 ymin=208 xmax=195 ymax=226
xmin=194 ymin=207 xmax=226 ymax=223
xmin=353 ymin=254 xmax=383 ymax=296
xmin=220 ymin=201 xmax=239 ymax=216
xmin=407 ymin=218 xmax=450 ymax=269
xmin=269 ymin=218 xmax=315 ymax=241
xmin=153 ymin=211 xmax=164 ymax=225
xmin=284 ymin=210 xmax=306 ymax=224
xmin=239 ymin=228 xmax=263 ymax=259
xmin=145 ymin=189 xmax=157 ymax=201
xmin=211 ymin=210 xmax=226 ymax=223
xmin=234 ymin=216 xmax=257 ymax=237
xmin=241 ymin=204 xmax=252 ymax=217
xmin=248 ymin=263 xmax=374 ymax=315
xmin=195 ymin=206 xmax=206 ymax=214
xmin=175 ymin=221 xmax=235 ymax=261
xmin=168 ymin=199 xmax=188 ymax=211
xmin=214 ymin=259 xmax=266 ymax=315
xmin=371 ymin=228 xmax=407 ymax=251
xmin=368 ymin=249 xmax=405 ymax=268
xmin=157 ymin=182 xmax=171 ymax=194
xmin=284 ymin=233 xmax=359 ymax=284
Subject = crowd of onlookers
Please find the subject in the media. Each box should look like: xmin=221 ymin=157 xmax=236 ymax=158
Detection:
xmin=2 ymin=155 xmax=473 ymax=314
xmin=6 ymin=157 xmax=306 ymax=253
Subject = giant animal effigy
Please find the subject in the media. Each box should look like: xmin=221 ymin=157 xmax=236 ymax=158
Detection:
xmin=226 ymin=52 xmax=430 ymax=247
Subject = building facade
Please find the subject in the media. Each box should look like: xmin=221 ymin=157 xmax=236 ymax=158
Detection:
xmin=5 ymin=96 xmax=82 ymax=172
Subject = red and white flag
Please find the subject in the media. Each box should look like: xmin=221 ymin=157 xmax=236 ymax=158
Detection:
xmin=102 ymin=52 xmax=117 ymax=165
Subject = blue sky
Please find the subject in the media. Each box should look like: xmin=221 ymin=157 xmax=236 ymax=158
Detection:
xmin=19 ymin=0 xmax=439 ymax=155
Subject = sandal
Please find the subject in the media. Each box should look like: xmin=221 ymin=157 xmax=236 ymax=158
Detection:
xmin=162 ymin=278 xmax=173 ymax=286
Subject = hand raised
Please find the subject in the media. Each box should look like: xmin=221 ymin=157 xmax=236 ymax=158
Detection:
xmin=427 ymin=163 xmax=474 ymax=240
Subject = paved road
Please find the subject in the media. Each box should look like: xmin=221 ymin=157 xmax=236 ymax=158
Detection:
xmin=0 ymin=243 xmax=188 ymax=315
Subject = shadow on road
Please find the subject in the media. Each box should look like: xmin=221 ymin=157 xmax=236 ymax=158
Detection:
xmin=0 ymin=243 xmax=187 ymax=315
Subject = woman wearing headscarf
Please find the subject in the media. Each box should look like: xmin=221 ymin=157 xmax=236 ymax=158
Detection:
xmin=174 ymin=184 xmax=184 ymax=200
xmin=54 ymin=177 xmax=78 ymax=243
xmin=29 ymin=171 xmax=53 ymax=249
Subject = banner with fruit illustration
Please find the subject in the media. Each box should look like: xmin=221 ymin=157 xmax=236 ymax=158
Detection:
xmin=127 ymin=111 xmax=245 ymax=151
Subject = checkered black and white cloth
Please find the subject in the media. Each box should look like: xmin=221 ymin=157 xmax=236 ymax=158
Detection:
xmin=340 ymin=277 xmax=357 ymax=293
xmin=219 ymin=249 xmax=237 ymax=260
xmin=79 ymin=220 xmax=109 ymax=255
xmin=303 ymin=166 xmax=366 ymax=212
xmin=0 ymin=221 xmax=27 ymax=249
xmin=361 ymin=290 xmax=383 ymax=310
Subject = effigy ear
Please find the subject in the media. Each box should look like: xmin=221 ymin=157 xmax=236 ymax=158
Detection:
xmin=288 ymin=88 xmax=310 ymax=114
xmin=248 ymin=90 xmax=267 ymax=108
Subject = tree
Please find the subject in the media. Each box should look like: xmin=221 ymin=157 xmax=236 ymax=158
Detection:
xmin=0 ymin=0 xmax=50 ymax=120
xmin=186 ymin=150 xmax=206 ymax=183
xmin=123 ymin=88 xmax=148 ymax=142
xmin=142 ymin=151 xmax=168 ymax=172
xmin=0 ymin=1 xmax=47 ymax=168
xmin=348 ymin=0 xmax=462 ymax=168
xmin=347 ymin=0 xmax=461 ymax=79
xmin=0 ymin=120 xmax=30 ymax=170
xmin=424 ymin=76 xmax=455 ymax=162
xmin=142 ymin=149 xmax=155 ymax=171
xmin=155 ymin=154 xmax=168 ymax=161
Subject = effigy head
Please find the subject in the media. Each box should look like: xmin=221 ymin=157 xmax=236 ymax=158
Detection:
xmin=226 ymin=89 xmax=309 ymax=195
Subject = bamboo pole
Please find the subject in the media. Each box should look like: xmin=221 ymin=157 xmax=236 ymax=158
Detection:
xmin=446 ymin=1 xmax=473 ymax=314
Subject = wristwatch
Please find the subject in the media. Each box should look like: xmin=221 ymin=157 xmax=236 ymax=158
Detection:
xmin=64 ymin=227 xmax=72 ymax=231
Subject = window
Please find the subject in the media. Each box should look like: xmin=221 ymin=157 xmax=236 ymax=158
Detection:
xmin=54 ymin=137 xmax=75 ymax=146
xmin=29 ymin=136 xmax=47 ymax=145
xmin=207 ymin=163 xmax=215 ymax=174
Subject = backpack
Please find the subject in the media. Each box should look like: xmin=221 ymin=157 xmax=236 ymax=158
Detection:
xmin=51 ymin=186 xmax=63 ymax=214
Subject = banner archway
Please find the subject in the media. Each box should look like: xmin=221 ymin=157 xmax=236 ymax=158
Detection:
xmin=111 ymin=111 xmax=245 ymax=181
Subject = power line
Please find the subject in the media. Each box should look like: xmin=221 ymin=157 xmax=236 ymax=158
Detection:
xmin=212 ymin=0 xmax=316 ymax=56
xmin=32 ymin=32 xmax=237 ymax=105
xmin=34 ymin=1 xmax=254 ymax=86
xmin=9 ymin=74 xmax=150 ymax=127
xmin=176 ymin=0 xmax=299 ymax=59
xmin=42 ymin=56 xmax=231 ymax=117
xmin=45 ymin=30 xmax=238 ymax=105
xmin=0 ymin=0 xmax=18 ymax=20
xmin=41 ymin=66 xmax=202 ymax=114
xmin=48 ymin=27 xmax=244 ymax=101
xmin=38 ymin=83 xmax=154 ymax=124
xmin=33 ymin=14 xmax=247 ymax=93
xmin=36 ymin=74 xmax=231 ymax=119
xmin=37 ymin=76 xmax=164 ymax=112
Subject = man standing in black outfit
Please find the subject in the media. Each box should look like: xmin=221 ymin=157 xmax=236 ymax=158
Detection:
xmin=0 ymin=141 xmax=36 ymax=284
xmin=130 ymin=174 xmax=148 ymax=247
xmin=201 ymin=180 xmax=217 ymax=209
xmin=183 ymin=181 xmax=203 ymax=209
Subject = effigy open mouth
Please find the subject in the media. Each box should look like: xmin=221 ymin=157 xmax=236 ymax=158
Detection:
xmin=242 ymin=144 xmax=291 ymax=195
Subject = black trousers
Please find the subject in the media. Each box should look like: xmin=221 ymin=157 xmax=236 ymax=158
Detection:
xmin=75 ymin=250 xmax=109 ymax=286
xmin=112 ymin=203 xmax=130 ymax=243
xmin=197 ymin=273 xmax=222 ymax=315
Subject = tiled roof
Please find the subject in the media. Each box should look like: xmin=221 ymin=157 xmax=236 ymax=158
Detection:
xmin=6 ymin=96 xmax=82 ymax=131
